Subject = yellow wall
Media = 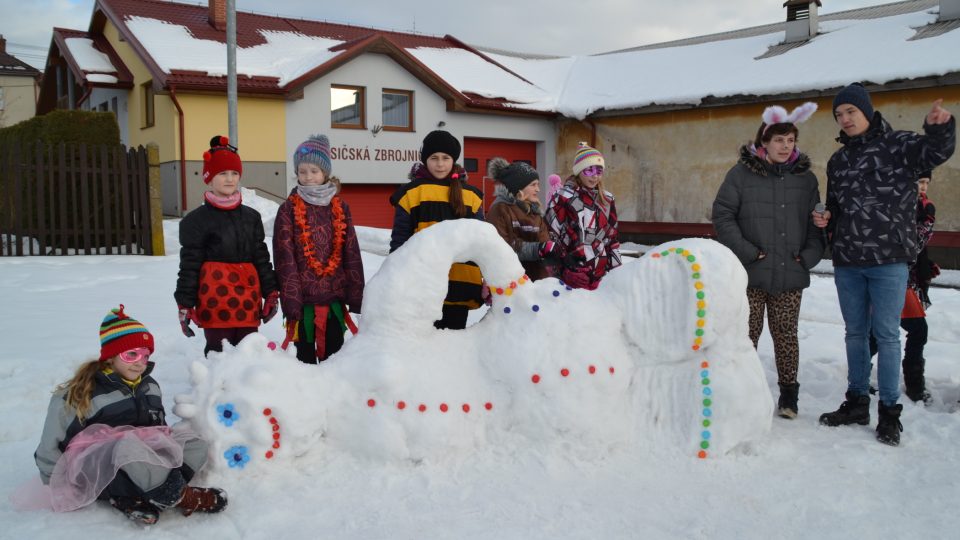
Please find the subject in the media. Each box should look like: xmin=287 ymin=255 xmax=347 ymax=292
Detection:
xmin=102 ymin=20 xmax=176 ymax=162
xmin=557 ymin=86 xmax=960 ymax=231
xmin=0 ymin=74 xmax=38 ymax=127
xmin=101 ymin=20 xmax=286 ymax=163
xmin=176 ymin=94 xmax=285 ymax=161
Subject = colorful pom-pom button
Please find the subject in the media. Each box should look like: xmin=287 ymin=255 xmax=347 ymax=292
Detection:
xmin=504 ymin=307 xmax=511 ymax=314
xmin=692 ymin=344 xmax=700 ymax=351
xmin=687 ymin=255 xmax=696 ymax=262
xmin=263 ymin=408 xmax=272 ymax=416
xmin=700 ymin=361 xmax=709 ymax=369
xmin=588 ymin=365 xmax=596 ymax=374
xmin=418 ymin=404 xmax=427 ymax=412
xmin=484 ymin=402 xmax=493 ymax=410
xmin=552 ymin=290 xmax=560 ymax=297
xmin=269 ymin=417 xmax=278 ymax=425
xmin=397 ymin=401 xmax=406 ymax=410
xmin=700 ymin=441 xmax=710 ymax=449
xmin=652 ymin=253 xmax=661 ymax=258
xmin=496 ymin=288 xmax=504 ymax=295
xmin=462 ymin=404 xmax=470 ymax=413
xmin=698 ymin=450 xmax=708 ymax=459
xmin=609 ymin=367 xmax=615 ymax=374
xmin=272 ymin=432 xmax=280 ymax=440
xmin=510 ymin=281 xmax=517 ymax=289
xmin=505 ymin=288 xmax=513 ymax=296
xmin=702 ymin=419 xmax=711 ymax=427
xmin=367 ymin=399 xmax=376 ymax=408
xmin=532 ymin=374 xmax=541 ymax=384
xmin=697 ymin=291 xmax=705 ymax=299
xmin=702 ymin=378 xmax=711 ymax=385
xmin=703 ymin=408 xmax=712 ymax=417
xmin=560 ymin=368 xmax=570 ymax=377
xmin=691 ymin=263 xmax=701 ymax=271
xmin=272 ymin=424 xmax=280 ymax=432
xmin=532 ymin=305 xmax=540 ymax=312
xmin=694 ymin=281 xmax=704 ymax=290
xmin=440 ymin=403 xmax=449 ymax=413
xmin=703 ymin=388 xmax=712 ymax=396
xmin=265 ymin=451 xmax=274 ymax=459
xmin=273 ymin=442 xmax=280 ymax=449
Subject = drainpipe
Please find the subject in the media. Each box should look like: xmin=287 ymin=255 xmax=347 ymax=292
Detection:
xmin=169 ymin=85 xmax=188 ymax=214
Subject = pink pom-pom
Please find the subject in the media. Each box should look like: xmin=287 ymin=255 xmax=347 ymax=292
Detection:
xmin=548 ymin=174 xmax=562 ymax=188
xmin=267 ymin=341 xmax=277 ymax=351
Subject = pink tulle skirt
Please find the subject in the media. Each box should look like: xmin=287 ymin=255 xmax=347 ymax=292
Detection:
xmin=47 ymin=424 xmax=194 ymax=512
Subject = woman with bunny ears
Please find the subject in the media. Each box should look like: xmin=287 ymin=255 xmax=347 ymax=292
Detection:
xmin=711 ymin=102 xmax=824 ymax=420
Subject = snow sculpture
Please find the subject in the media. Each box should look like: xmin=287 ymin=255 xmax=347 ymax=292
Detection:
xmin=173 ymin=220 xmax=772 ymax=472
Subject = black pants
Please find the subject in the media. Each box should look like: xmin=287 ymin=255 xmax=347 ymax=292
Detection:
xmin=294 ymin=315 xmax=345 ymax=364
xmin=203 ymin=327 xmax=258 ymax=357
xmin=433 ymin=305 xmax=469 ymax=330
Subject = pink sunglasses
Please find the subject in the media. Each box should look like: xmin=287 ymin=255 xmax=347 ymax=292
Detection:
xmin=580 ymin=166 xmax=604 ymax=177
xmin=118 ymin=347 xmax=151 ymax=364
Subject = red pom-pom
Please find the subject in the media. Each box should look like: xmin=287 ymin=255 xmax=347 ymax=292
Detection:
xmin=263 ymin=408 xmax=272 ymax=416
xmin=272 ymin=441 xmax=280 ymax=449
xmin=367 ymin=399 xmax=376 ymax=408
xmin=531 ymin=374 xmax=541 ymax=384
xmin=265 ymin=451 xmax=274 ymax=459
xmin=418 ymin=404 xmax=427 ymax=412
xmin=484 ymin=402 xmax=493 ymax=410
xmin=272 ymin=432 xmax=280 ymax=440
xmin=560 ymin=368 xmax=570 ymax=377
xmin=397 ymin=401 xmax=406 ymax=410
xmin=203 ymin=151 xmax=212 ymax=162
xmin=219 ymin=136 xmax=229 ymax=146
xmin=440 ymin=403 xmax=449 ymax=413
xmin=462 ymin=404 xmax=470 ymax=413
xmin=451 ymin=173 xmax=459 ymax=179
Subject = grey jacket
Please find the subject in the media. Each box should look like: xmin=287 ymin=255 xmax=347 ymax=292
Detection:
xmin=712 ymin=146 xmax=825 ymax=293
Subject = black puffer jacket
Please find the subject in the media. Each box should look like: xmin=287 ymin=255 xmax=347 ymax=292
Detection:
xmin=825 ymin=113 xmax=955 ymax=266
xmin=34 ymin=364 xmax=165 ymax=484
xmin=174 ymin=201 xmax=278 ymax=308
xmin=712 ymin=146 xmax=825 ymax=293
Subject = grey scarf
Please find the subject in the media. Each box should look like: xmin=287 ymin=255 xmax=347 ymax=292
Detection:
xmin=296 ymin=182 xmax=336 ymax=206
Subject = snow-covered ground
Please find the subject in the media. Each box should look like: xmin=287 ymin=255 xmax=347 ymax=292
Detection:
xmin=2 ymin=196 xmax=960 ymax=539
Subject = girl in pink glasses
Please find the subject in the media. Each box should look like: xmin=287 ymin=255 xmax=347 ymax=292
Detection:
xmin=34 ymin=305 xmax=226 ymax=525
xmin=544 ymin=142 xmax=622 ymax=290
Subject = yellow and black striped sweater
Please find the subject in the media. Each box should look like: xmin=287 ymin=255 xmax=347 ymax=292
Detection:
xmin=389 ymin=163 xmax=484 ymax=309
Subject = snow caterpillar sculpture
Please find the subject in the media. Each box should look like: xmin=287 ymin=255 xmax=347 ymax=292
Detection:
xmin=173 ymin=220 xmax=772 ymax=471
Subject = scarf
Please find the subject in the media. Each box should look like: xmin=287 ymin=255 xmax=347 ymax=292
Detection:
xmin=204 ymin=190 xmax=242 ymax=210
xmin=297 ymin=182 xmax=337 ymax=207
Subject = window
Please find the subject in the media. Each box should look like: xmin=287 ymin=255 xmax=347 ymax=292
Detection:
xmin=98 ymin=101 xmax=109 ymax=112
xmin=382 ymin=89 xmax=413 ymax=131
xmin=463 ymin=158 xmax=478 ymax=173
xmin=331 ymin=85 xmax=365 ymax=129
xmin=141 ymin=82 xmax=155 ymax=128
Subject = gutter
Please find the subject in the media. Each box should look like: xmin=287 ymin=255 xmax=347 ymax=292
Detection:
xmin=169 ymin=84 xmax=188 ymax=214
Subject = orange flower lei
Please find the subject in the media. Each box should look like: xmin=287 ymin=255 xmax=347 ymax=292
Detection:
xmin=291 ymin=193 xmax=346 ymax=278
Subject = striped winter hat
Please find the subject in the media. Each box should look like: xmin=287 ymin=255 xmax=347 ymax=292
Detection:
xmin=572 ymin=142 xmax=604 ymax=176
xmin=294 ymin=134 xmax=332 ymax=176
xmin=99 ymin=304 xmax=154 ymax=361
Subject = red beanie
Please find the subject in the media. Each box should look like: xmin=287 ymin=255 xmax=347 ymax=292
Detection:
xmin=99 ymin=304 xmax=155 ymax=361
xmin=202 ymin=135 xmax=243 ymax=184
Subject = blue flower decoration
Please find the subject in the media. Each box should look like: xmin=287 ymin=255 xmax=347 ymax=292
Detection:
xmin=224 ymin=445 xmax=250 ymax=469
xmin=216 ymin=403 xmax=240 ymax=427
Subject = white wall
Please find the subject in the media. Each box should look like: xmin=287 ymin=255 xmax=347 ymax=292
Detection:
xmin=86 ymin=87 xmax=129 ymax=144
xmin=285 ymin=52 xmax=555 ymax=190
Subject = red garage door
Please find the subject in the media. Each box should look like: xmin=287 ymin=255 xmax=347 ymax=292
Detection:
xmin=463 ymin=138 xmax=538 ymax=212
xmin=338 ymin=184 xmax=397 ymax=229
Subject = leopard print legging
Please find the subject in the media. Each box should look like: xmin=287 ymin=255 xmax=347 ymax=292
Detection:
xmin=746 ymin=288 xmax=803 ymax=385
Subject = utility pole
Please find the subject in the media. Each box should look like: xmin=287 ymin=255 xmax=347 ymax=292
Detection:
xmin=226 ymin=0 xmax=238 ymax=146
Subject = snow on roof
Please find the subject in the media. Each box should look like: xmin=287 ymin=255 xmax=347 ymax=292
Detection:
xmin=124 ymin=16 xmax=344 ymax=86
xmin=406 ymin=46 xmax=555 ymax=110
xmin=85 ymin=73 xmax=119 ymax=83
xmin=491 ymin=8 xmax=960 ymax=119
xmin=64 ymin=37 xmax=117 ymax=74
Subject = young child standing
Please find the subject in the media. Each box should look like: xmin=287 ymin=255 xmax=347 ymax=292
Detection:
xmin=273 ymin=134 xmax=364 ymax=364
xmin=175 ymin=136 xmax=279 ymax=356
xmin=34 ymin=305 xmax=226 ymax=525
xmin=485 ymin=157 xmax=557 ymax=281
xmin=545 ymin=142 xmax=622 ymax=290
xmin=389 ymin=130 xmax=484 ymax=329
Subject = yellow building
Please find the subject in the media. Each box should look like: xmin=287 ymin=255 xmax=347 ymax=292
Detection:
xmin=0 ymin=35 xmax=40 ymax=128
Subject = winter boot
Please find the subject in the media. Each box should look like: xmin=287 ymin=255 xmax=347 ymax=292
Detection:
xmin=777 ymin=383 xmax=800 ymax=419
xmin=110 ymin=496 xmax=160 ymax=525
xmin=876 ymin=402 xmax=904 ymax=446
xmin=175 ymin=486 xmax=228 ymax=516
xmin=902 ymin=357 xmax=931 ymax=404
xmin=819 ymin=391 xmax=870 ymax=426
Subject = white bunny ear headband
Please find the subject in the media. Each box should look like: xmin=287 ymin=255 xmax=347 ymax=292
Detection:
xmin=762 ymin=102 xmax=818 ymax=132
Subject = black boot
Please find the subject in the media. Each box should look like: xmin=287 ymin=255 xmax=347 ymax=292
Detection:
xmin=876 ymin=402 xmax=903 ymax=446
xmin=819 ymin=391 xmax=870 ymax=426
xmin=109 ymin=496 xmax=160 ymax=525
xmin=777 ymin=383 xmax=799 ymax=419
xmin=902 ymin=357 xmax=930 ymax=404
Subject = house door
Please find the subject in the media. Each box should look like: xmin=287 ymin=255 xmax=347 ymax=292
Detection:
xmin=462 ymin=138 xmax=538 ymax=213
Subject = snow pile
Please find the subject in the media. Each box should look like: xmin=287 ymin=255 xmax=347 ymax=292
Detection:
xmin=63 ymin=37 xmax=117 ymax=77
xmin=173 ymin=220 xmax=770 ymax=474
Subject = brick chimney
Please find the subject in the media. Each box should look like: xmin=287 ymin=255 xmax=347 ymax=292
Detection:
xmin=208 ymin=0 xmax=226 ymax=31
xmin=0 ymin=35 xmax=6 ymax=54
xmin=783 ymin=0 xmax=821 ymax=43
xmin=941 ymin=0 xmax=960 ymax=21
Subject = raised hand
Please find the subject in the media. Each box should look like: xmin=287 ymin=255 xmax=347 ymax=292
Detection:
xmin=926 ymin=99 xmax=953 ymax=125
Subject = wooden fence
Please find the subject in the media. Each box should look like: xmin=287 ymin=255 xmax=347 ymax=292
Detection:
xmin=0 ymin=141 xmax=157 ymax=256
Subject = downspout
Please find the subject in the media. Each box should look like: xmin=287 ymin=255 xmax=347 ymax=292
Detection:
xmin=169 ymin=85 xmax=188 ymax=214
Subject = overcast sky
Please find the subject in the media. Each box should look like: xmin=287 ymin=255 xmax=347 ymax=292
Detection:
xmin=2 ymin=0 xmax=891 ymax=70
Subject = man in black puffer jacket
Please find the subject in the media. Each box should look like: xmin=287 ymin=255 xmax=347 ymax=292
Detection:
xmin=815 ymin=83 xmax=955 ymax=447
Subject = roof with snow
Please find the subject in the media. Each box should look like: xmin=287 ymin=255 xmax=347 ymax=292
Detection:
xmin=0 ymin=45 xmax=41 ymax=77
xmin=488 ymin=0 xmax=960 ymax=118
xmin=49 ymin=0 xmax=554 ymax=115
xmin=40 ymin=0 xmax=960 ymax=120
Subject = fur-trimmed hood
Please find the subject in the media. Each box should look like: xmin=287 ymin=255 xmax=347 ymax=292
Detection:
xmin=737 ymin=145 xmax=811 ymax=177
xmin=490 ymin=183 xmax=542 ymax=215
